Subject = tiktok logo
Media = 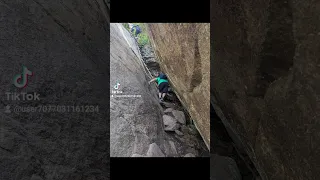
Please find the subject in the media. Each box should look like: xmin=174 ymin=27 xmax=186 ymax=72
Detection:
xmin=114 ymin=82 xmax=120 ymax=89
xmin=13 ymin=66 xmax=33 ymax=88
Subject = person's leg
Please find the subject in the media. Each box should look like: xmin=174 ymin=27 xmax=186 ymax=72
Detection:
xmin=159 ymin=93 xmax=164 ymax=102
xmin=161 ymin=83 xmax=169 ymax=101
xmin=158 ymin=83 xmax=165 ymax=102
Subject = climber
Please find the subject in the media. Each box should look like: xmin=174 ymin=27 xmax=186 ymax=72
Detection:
xmin=148 ymin=72 xmax=169 ymax=103
xmin=131 ymin=25 xmax=141 ymax=37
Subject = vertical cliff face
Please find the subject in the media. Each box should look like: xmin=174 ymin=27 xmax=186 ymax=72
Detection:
xmin=147 ymin=23 xmax=210 ymax=149
xmin=110 ymin=23 xmax=167 ymax=157
xmin=211 ymin=0 xmax=320 ymax=179
xmin=0 ymin=1 xmax=109 ymax=179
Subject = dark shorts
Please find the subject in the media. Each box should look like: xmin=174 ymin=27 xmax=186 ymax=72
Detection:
xmin=158 ymin=82 xmax=169 ymax=93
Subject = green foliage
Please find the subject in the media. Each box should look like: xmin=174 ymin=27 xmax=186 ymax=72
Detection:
xmin=123 ymin=23 xmax=130 ymax=31
xmin=134 ymin=23 xmax=150 ymax=47
xmin=122 ymin=23 xmax=150 ymax=47
xmin=137 ymin=33 xmax=149 ymax=47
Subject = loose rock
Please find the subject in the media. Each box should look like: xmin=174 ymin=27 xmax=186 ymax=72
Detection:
xmin=161 ymin=102 xmax=176 ymax=108
xmin=131 ymin=154 xmax=144 ymax=157
xmin=168 ymin=141 xmax=178 ymax=155
xmin=181 ymin=125 xmax=189 ymax=134
xmin=164 ymin=124 xmax=180 ymax=132
xmin=175 ymin=130 xmax=184 ymax=136
xmin=146 ymin=143 xmax=165 ymax=157
xmin=163 ymin=115 xmax=179 ymax=131
xmin=184 ymin=153 xmax=195 ymax=157
xmin=172 ymin=110 xmax=186 ymax=125
xmin=164 ymin=108 xmax=174 ymax=113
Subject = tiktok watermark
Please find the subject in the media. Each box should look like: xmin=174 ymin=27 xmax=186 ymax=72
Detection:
xmin=112 ymin=81 xmax=123 ymax=94
xmin=13 ymin=66 xmax=33 ymax=88
xmin=3 ymin=66 xmax=99 ymax=114
xmin=4 ymin=104 xmax=99 ymax=114
xmin=110 ymin=81 xmax=141 ymax=98
xmin=5 ymin=92 xmax=40 ymax=101
xmin=4 ymin=66 xmax=41 ymax=101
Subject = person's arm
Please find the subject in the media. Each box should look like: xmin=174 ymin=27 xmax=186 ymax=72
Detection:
xmin=148 ymin=78 xmax=157 ymax=84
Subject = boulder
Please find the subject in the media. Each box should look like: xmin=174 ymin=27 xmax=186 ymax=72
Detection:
xmin=163 ymin=115 xmax=176 ymax=125
xmin=172 ymin=110 xmax=186 ymax=125
xmin=163 ymin=115 xmax=179 ymax=131
xmin=147 ymin=23 xmax=210 ymax=149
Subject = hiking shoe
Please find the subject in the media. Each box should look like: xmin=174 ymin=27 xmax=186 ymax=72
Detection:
xmin=159 ymin=98 xmax=164 ymax=103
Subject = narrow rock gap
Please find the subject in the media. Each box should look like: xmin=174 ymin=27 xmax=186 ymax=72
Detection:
xmin=211 ymin=104 xmax=261 ymax=180
xmin=131 ymin=24 xmax=209 ymax=157
xmin=143 ymin=45 xmax=209 ymax=157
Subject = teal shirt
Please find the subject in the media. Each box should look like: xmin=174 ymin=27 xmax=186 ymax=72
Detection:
xmin=156 ymin=77 xmax=168 ymax=85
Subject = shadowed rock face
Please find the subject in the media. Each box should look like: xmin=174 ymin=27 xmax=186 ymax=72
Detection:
xmin=211 ymin=154 xmax=241 ymax=180
xmin=0 ymin=1 xmax=109 ymax=179
xmin=211 ymin=0 xmax=320 ymax=179
xmin=146 ymin=23 xmax=210 ymax=149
